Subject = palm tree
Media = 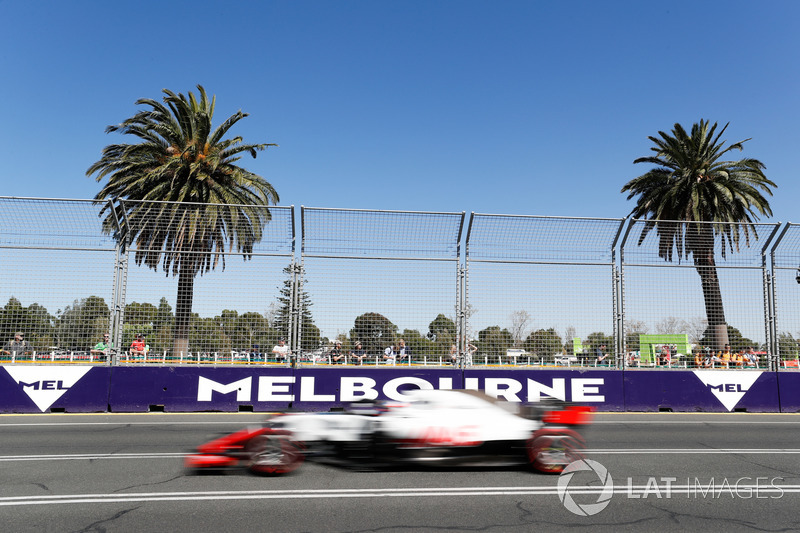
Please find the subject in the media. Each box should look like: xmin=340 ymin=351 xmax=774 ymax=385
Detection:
xmin=621 ymin=120 xmax=775 ymax=350
xmin=88 ymin=85 xmax=279 ymax=356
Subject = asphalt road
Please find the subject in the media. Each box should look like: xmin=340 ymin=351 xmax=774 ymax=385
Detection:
xmin=1 ymin=412 xmax=799 ymax=533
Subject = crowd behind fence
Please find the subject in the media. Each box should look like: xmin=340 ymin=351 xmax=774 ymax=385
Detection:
xmin=1 ymin=197 xmax=799 ymax=371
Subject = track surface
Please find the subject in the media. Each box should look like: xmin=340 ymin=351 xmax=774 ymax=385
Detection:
xmin=2 ymin=413 xmax=799 ymax=532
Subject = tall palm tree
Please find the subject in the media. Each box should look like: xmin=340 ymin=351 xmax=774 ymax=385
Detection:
xmin=621 ymin=120 xmax=775 ymax=350
xmin=88 ymin=85 xmax=279 ymax=356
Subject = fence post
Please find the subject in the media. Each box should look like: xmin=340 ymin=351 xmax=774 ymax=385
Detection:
xmin=617 ymin=218 xmax=634 ymax=370
xmin=768 ymin=222 xmax=790 ymax=371
xmin=108 ymin=198 xmax=130 ymax=366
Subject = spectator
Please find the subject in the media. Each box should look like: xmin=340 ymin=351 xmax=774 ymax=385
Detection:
xmin=465 ymin=339 xmax=477 ymax=365
xmin=448 ymin=342 xmax=458 ymax=364
xmin=272 ymin=339 xmax=289 ymax=361
xmin=383 ymin=344 xmax=396 ymax=363
xmin=694 ymin=347 xmax=706 ymax=367
xmin=2 ymin=332 xmax=32 ymax=358
xmin=250 ymin=345 xmax=262 ymax=362
xmin=732 ymin=350 xmax=745 ymax=367
xmin=658 ymin=344 xmax=671 ymax=366
xmin=704 ymin=347 xmax=721 ymax=367
xmin=350 ymin=342 xmax=367 ymax=364
xmin=595 ymin=344 xmax=610 ymax=365
xmin=330 ymin=340 xmax=346 ymax=364
xmin=396 ymin=339 xmax=412 ymax=361
xmin=91 ymin=333 xmax=113 ymax=359
xmin=720 ymin=344 xmax=732 ymax=367
xmin=744 ymin=347 xmax=760 ymax=367
xmin=129 ymin=333 xmax=147 ymax=358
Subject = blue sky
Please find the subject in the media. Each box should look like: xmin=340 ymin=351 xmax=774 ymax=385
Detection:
xmin=1 ymin=0 xmax=798 ymax=221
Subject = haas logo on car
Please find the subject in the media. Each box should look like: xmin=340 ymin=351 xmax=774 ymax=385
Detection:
xmin=409 ymin=425 xmax=483 ymax=447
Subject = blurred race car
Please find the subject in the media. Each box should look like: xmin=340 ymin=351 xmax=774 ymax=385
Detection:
xmin=185 ymin=389 xmax=592 ymax=475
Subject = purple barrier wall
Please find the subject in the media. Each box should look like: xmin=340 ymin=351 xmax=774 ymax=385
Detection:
xmin=106 ymin=367 xmax=622 ymax=412
xmin=108 ymin=366 xmax=463 ymax=412
xmin=0 ymin=365 xmax=110 ymax=413
xmin=777 ymin=372 xmax=800 ymax=412
xmin=624 ymin=369 xmax=780 ymax=412
xmin=108 ymin=366 xmax=296 ymax=412
xmin=1 ymin=365 xmax=791 ymax=413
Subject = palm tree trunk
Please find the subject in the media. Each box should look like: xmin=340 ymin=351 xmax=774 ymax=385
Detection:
xmin=173 ymin=262 xmax=195 ymax=357
xmin=695 ymin=249 xmax=729 ymax=351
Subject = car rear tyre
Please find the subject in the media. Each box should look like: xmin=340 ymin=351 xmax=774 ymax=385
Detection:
xmin=527 ymin=429 xmax=585 ymax=474
xmin=246 ymin=434 xmax=304 ymax=475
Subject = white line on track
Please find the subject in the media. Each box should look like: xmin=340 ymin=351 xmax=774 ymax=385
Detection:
xmin=2 ymin=419 xmax=800 ymax=427
xmin=594 ymin=420 xmax=800 ymax=424
xmin=586 ymin=448 xmax=800 ymax=454
xmin=0 ymin=421 xmax=257 ymax=427
xmin=2 ymin=448 xmax=800 ymax=462
xmin=2 ymin=485 xmax=799 ymax=507
xmin=0 ymin=453 xmax=185 ymax=461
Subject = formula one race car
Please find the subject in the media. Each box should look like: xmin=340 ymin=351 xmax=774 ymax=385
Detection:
xmin=185 ymin=389 xmax=592 ymax=475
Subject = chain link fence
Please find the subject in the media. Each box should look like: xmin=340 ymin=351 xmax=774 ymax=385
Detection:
xmin=299 ymin=207 xmax=465 ymax=366
xmin=464 ymin=215 xmax=625 ymax=367
xmin=0 ymin=198 xmax=118 ymax=362
xmin=1 ymin=197 xmax=798 ymax=370
xmin=0 ymin=197 xmax=294 ymax=364
xmin=620 ymin=219 xmax=780 ymax=370
xmin=770 ymin=223 xmax=800 ymax=368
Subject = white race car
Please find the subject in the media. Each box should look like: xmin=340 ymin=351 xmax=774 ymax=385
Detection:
xmin=185 ymin=389 xmax=592 ymax=475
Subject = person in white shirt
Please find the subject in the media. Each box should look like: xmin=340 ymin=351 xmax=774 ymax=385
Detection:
xmin=382 ymin=344 xmax=396 ymax=362
xmin=272 ymin=339 xmax=289 ymax=361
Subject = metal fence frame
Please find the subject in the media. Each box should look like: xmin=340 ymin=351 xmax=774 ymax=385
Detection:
xmin=463 ymin=214 xmax=626 ymax=366
xmin=618 ymin=219 xmax=782 ymax=370
xmin=298 ymin=206 xmax=465 ymax=365
xmin=2 ymin=196 xmax=799 ymax=370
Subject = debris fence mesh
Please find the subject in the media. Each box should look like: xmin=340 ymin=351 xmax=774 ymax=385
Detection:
xmin=0 ymin=198 xmax=795 ymax=370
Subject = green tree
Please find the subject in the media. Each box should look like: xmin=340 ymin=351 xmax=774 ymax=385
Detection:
xmin=622 ymin=120 xmax=775 ymax=350
xmin=351 ymin=313 xmax=398 ymax=356
xmin=0 ymin=297 xmax=27 ymax=342
xmin=88 ymin=85 xmax=279 ymax=356
xmin=586 ymin=332 xmax=614 ymax=352
xmin=191 ymin=315 xmax=230 ymax=355
xmin=154 ymin=297 xmax=174 ymax=331
xmin=125 ymin=302 xmax=158 ymax=327
xmin=523 ymin=328 xmax=563 ymax=363
xmin=699 ymin=325 xmax=756 ymax=354
xmin=427 ymin=314 xmax=456 ymax=359
xmin=778 ymin=332 xmax=798 ymax=359
xmin=235 ymin=311 xmax=274 ymax=352
xmin=59 ymin=296 xmax=110 ymax=351
xmin=476 ymin=325 xmax=513 ymax=360
xmin=274 ymin=265 xmax=320 ymax=350
xmin=0 ymin=298 xmax=57 ymax=352
xmin=625 ymin=331 xmax=643 ymax=352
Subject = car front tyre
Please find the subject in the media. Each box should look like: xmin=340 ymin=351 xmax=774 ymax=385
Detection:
xmin=246 ymin=434 xmax=305 ymax=475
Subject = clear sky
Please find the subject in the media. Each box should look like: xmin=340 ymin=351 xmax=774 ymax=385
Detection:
xmin=1 ymin=0 xmax=798 ymax=222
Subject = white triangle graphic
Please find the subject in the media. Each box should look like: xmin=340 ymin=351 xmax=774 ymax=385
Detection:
xmin=2 ymin=366 xmax=93 ymax=412
xmin=693 ymin=370 xmax=762 ymax=411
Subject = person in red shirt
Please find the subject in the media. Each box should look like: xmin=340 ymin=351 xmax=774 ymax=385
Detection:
xmin=130 ymin=333 xmax=146 ymax=358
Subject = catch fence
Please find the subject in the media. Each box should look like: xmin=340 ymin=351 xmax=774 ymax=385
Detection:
xmin=1 ymin=197 xmax=798 ymax=371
